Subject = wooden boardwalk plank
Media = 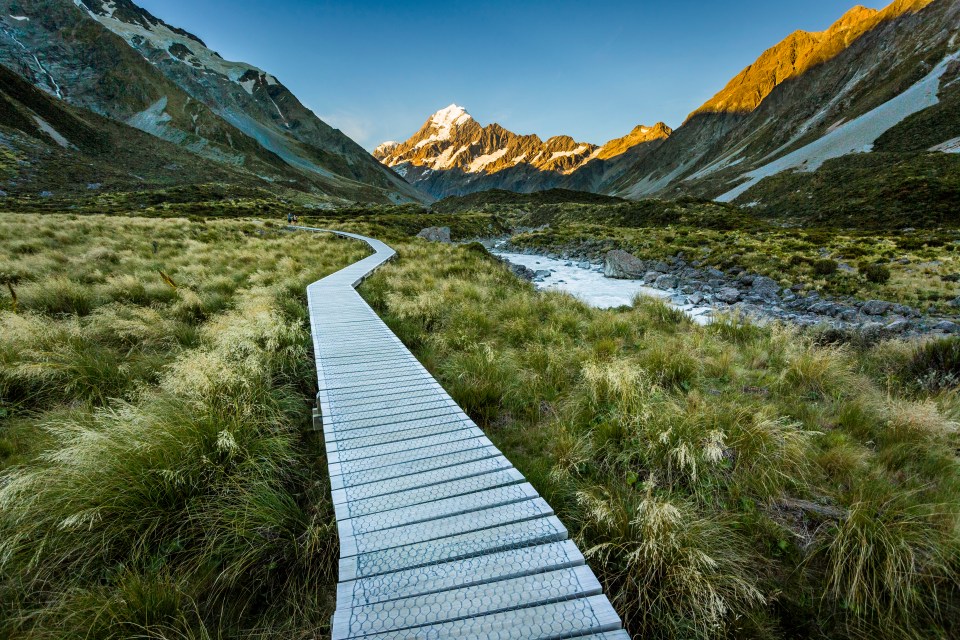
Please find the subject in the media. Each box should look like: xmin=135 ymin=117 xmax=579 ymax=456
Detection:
xmin=331 ymin=565 xmax=602 ymax=639
xmin=297 ymin=227 xmax=626 ymax=639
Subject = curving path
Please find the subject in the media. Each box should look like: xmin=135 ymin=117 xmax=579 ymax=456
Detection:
xmin=296 ymin=227 xmax=628 ymax=640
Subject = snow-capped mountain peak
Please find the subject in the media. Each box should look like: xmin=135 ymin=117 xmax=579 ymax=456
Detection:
xmin=373 ymin=106 xmax=673 ymax=199
xmin=430 ymin=104 xmax=472 ymax=131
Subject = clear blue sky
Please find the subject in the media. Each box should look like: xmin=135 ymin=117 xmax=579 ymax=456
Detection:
xmin=137 ymin=0 xmax=863 ymax=150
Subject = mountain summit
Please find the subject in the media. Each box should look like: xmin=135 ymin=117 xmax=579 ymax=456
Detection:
xmin=374 ymin=106 xmax=671 ymax=198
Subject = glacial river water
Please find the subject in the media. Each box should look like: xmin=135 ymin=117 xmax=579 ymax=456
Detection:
xmin=493 ymin=251 xmax=714 ymax=325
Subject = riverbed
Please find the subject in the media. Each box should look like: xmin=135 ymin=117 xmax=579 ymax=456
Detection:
xmin=494 ymin=251 xmax=714 ymax=324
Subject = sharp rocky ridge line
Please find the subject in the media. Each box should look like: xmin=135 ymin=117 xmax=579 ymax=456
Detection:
xmin=374 ymin=0 xmax=957 ymax=203
xmin=0 ymin=0 xmax=430 ymax=204
xmin=374 ymin=103 xmax=672 ymax=199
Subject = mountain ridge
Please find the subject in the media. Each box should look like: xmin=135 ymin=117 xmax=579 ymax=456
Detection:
xmin=374 ymin=104 xmax=671 ymax=199
xmin=0 ymin=0 xmax=430 ymax=204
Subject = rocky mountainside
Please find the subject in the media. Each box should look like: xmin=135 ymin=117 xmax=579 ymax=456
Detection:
xmin=0 ymin=0 xmax=428 ymax=204
xmin=608 ymin=0 xmax=959 ymax=204
xmin=377 ymin=0 xmax=957 ymax=214
xmin=374 ymin=104 xmax=670 ymax=199
xmin=0 ymin=61 xmax=276 ymax=201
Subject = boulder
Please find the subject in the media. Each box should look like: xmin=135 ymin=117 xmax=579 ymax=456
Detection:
xmin=509 ymin=263 xmax=535 ymax=281
xmin=643 ymin=271 xmax=661 ymax=284
xmin=652 ymin=261 xmax=671 ymax=273
xmin=715 ymin=287 xmax=741 ymax=304
xmin=688 ymin=292 xmax=705 ymax=305
xmin=416 ymin=226 xmax=452 ymax=243
xmin=578 ymin=260 xmax=591 ymax=269
xmin=654 ymin=274 xmax=679 ymax=290
xmin=861 ymin=299 xmax=891 ymax=316
xmin=604 ymin=250 xmax=647 ymax=279
xmin=751 ymin=276 xmax=780 ymax=298
xmin=885 ymin=319 xmax=911 ymax=333
xmin=934 ymin=320 xmax=959 ymax=333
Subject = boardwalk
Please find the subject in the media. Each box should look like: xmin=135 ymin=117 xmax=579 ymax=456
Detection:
xmin=299 ymin=227 xmax=628 ymax=640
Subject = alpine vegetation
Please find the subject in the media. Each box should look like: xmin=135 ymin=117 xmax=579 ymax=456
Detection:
xmin=361 ymin=239 xmax=960 ymax=640
xmin=0 ymin=214 xmax=368 ymax=637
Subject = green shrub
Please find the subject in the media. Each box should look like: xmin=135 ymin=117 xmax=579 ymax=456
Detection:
xmin=861 ymin=262 xmax=892 ymax=284
xmin=813 ymin=259 xmax=839 ymax=276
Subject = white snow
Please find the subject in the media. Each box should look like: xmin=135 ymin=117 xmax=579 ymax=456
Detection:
xmin=374 ymin=141 xmax=399 ymax=156
xmin=429 ymin=103 xmax=472 ymax=131
xmin=548 ymin=144 xmax=589 ymax=161
xmin=511 ymin=153 xmax=527 ymax=164
xmin=32 ymin=116 xmax=71 ymax=148
xmin=468 ymin=147 xmax=508 ymax=172
xmin=717 ymin=49 xmax=960 ymax=203
xmin=413 ymin=104 xmax=472 ymax=149
xmin=931 ymin=137 xmax=960 ymax=154
xmin=82 ymin=5 xmax=271 ymax=88
xmin=239 ymin=78 xmax=256 ymax=94
xmin=9 ymin=15 xmax=29 ymax=21
xmin=494 ymin=251 xmax=713 ymax=323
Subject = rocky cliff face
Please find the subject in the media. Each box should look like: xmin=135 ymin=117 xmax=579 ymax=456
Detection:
xmin=374 ymin=104 xmax=671 ymax=199
xmin=609 ymin=0 xmax=955 ymax=201
xmin=0 ymin=0 xmax=429 ymax=204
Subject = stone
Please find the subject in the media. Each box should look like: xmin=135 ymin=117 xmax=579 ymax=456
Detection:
xmin=0 ymin=190 xmax=6 ymax=197
xmin=416 ymin=226 xmax=452 ymax=243
xmin=39 ymin=191 xmax=53 ymax=198
xmin=654 ymin=274 xmax=679 ymax=290
xmin=604 ymin=249 xmax=647 ymax=279
xmin=87 ymin=183 xmax=101 ymax=190
xmin=885 ymin=319 xmax=911 ymax=333
xmin=643 ymin=271 xmax=661 ymax=284
xmin=688 ymin=292 xmax=705 ymax=305
xmin=715 ymin=287 xmax=741 ymax=304
xmin=861 ymin=299 xmax=892 ymax=316
xmin=934 ymin=320 xmax=959 ymax=333
xmin=509 ymin=263 xmax=535 ymax=281
xmin=652 ymin=261 xmax=671 ymax=273
xmin=578 ymin=260 xmax=591 ymax=269
xmin=949 ymin=296 xmax=960 ymax=308
xmin=739 ymin=274 xmax=756 ymax=286
xmin=534 ymin=270 xmax=551 ymax=278
xmin=706 ymin=268 xmax=725 ymax=278
xmin=751 ymin=276 xmax=780 ymax=298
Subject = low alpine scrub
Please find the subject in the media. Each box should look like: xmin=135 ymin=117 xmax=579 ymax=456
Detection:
xmin=363 ymin=240 xmax=960 ymax=640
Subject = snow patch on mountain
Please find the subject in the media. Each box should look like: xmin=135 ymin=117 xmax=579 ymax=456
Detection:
xmin=717 ymin=49 xmax=960 ymax=203
xmin=468 ymin=148 xmax=508 ymax=172
xmin=33 ymin=116 xmax=71 ymax=148
xmin=931 ymin=136 xmax=960 ymax=153
xmin=374 ymin=141 xmax=399 ymax=155
xmin=80 ymin=4 xmax=266 ymax=86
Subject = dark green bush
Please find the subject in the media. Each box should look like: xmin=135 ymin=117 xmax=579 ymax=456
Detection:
xmin=862 ymin=263 xmax=891 ymax=284
xmin=813 ymin=259 xmax=839 ymax=276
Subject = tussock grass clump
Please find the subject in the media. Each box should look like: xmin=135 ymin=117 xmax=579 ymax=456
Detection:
xmin=364 ymin=239 xmax=960 ymax=640
xmin=0 ymin=214 xmax=368 ymax=638
xmin=904 ymin=336 xmax=960 ymax=390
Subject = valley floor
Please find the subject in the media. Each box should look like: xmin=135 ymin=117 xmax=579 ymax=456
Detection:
xmin=0 ymin=210 xmax=958 ymax=640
